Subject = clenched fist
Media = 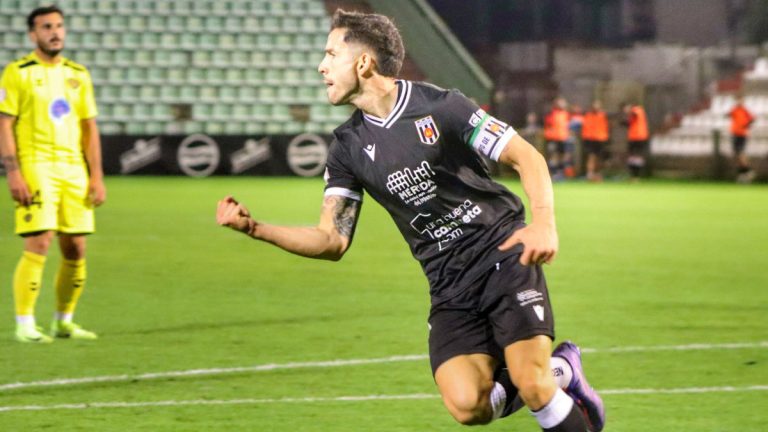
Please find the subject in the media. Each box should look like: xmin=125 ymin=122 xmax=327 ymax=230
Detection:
xmin=216 ymin=195 xmax=256 ymax=235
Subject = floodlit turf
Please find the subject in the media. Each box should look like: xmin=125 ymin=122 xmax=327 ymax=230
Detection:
xmin=0 ymin=177 xmax=766 ymax=431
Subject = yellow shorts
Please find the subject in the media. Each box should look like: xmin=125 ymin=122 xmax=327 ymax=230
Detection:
xmin=15 ymin=162 xmax=95 ymax=235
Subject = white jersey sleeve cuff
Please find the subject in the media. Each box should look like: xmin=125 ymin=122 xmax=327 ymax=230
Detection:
xmin=324 ymin=187 xmax=362 ymax=201
xmin=492 ymin=127 xmax=518 ymax=161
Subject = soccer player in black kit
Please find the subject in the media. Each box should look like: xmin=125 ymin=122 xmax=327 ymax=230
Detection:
xmin=217 ymin=10 xmax=605 ymax=432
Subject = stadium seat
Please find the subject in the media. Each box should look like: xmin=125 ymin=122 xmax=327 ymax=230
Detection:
xmin=160 ymin=86 xmax=180 ymax=102
xmin=211 ymin=51 xmax=229 ymax=67
xmin=112 ymin=103 xmax=131 ymax=120
xmin=245 ymin=122 xmax=266 ymax=134
xmin=265 ymin=122 xmax=283 ymax=135
xmin=166 ymin=68 xmax=184 ymax=84
xmin=8 ymin=14 xmax=22 ymax=30
xmin=251 ymin=104 xmax=269 ymax=120
xmin=168 ymin=15 xmax=185 ymax=31
xmin=238 ymin=86 xmax=259 ymax=103
xmin=125 ymin=122 xmax=147 ymax=135
xmin=126 ymin=68 xmax=148 ymax=84
xmin=99 ymin=122 xmax=123 ymax=135
xmin=219 ymin=86 xmax=238 ymax=102
xmin=185 ymin=14 xmax=203 ymax=29
xmin=224 ymin=122 xmax=244 ymax=135
xmin=115 ymin=2 xmax=134 ymax=15
xmin=139 ymin=85 xmax=159 ymax=101
xmin=205 ymin=121 xmax=225 ymax=134
xmin=96 ymin=0 xmax=117 ymax=13
xmin=147 ymin=15 xmax=165 ymax=32
xmin=180 ymin=85 xmax=197 ymax=101
xmin=191 ymin=50 xmax=211 ymax=66
xmin=182 ymin=122 xmax=204 ymax=134
xmin=232 ymin=104 xmax=250 ymax=120
xmin=225 ymin=68 xmax=244 ymax=84
xmin=72 ymin=0 xmax=97 ymax=14
xmin=140 ymin=32 xmax=161 ymax=48
xmin=72 ymin=49 xmax=93 ymax=65
xmin=68 ymin=15 xmax=87 ymax=30
xmin=200 ymin=86 xmax=218 ymax=102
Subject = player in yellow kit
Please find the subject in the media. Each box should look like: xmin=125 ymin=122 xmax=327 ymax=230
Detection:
xmin=0 ymin=5 xmax=106 ymax=343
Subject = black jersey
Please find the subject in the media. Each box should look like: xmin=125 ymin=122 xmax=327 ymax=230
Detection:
xmin=324 ymin=80 xmax=526 ymax=305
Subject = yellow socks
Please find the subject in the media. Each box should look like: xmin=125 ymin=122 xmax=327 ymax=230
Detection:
xmin=55 ymin=258 xmax=87 ymax=318
xmin=13 ymin=251 xmax=46 ymax=320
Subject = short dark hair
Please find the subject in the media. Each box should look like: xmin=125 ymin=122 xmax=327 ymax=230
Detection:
xmin=27 ymin=5 xmax=64 ymax=31
xmin=331 ymin=9 xmax=405 ymax=78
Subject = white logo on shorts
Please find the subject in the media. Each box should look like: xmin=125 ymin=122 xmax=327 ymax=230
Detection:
xmin=517 ymin=289 xmax=544 ymax=306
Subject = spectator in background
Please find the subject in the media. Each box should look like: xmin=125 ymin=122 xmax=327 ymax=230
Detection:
xmin=622 ymin=102 xmax=649 ymax=181
xmin=520 ymin=111 xmax=542 ymax=151
xmin=581 ymin=100 xmax=610 ymax=182
xmin=564 ymin=104 xmax=583 ymax=179
xmin=728 ymin=94 xmax=756 ymax=183
xmin=543 ymin=97 xmax=569 ymax=180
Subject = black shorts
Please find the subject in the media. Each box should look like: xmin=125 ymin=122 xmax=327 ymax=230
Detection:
xmin=732 ymin=136 xmax=747 ymax=155
xmin=628 ymin=140 xmax=648 ymax=155
xmin=427 ymin=254 xmax=555 ymax=375
xmin=584 ymin=140 xmax=606 ymax=155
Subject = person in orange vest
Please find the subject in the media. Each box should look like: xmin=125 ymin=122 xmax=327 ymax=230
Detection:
xmin=581 ymin=100 xmax=610 ymax=182
xmin=728 ymin=94 xmax=756 ymax=183
xmin=543 ymin=97 xmax=570 ymax=179
xmin=622 ymin=103 xmax=649 ymax=180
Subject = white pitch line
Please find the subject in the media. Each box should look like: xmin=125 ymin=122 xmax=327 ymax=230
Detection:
xmin=1 ymin=341 xmax=766 ymax=393
xmin=600 ymin=385 xmax=768 ymax=395
xmin=2 ymin=386 xmax=768 ymax=413
xmin=0 ymin=355 xmax=428 ymax=392
xmin=579 ymin=341 xmax=768 ymax=354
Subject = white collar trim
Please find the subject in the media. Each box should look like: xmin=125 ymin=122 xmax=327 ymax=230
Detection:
xmin=363 ymin=80 xmax=412 ymax=129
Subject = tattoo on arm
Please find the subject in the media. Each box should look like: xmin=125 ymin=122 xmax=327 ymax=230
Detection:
xmin=1 ymin=155 xmax=19 ymax=172
xmin=325 ymin=195 xmax=361 ymax=238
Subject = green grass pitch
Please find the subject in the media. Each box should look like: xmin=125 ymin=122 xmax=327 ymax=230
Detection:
xmin=0 ymin=177 xmax=766 ymax=431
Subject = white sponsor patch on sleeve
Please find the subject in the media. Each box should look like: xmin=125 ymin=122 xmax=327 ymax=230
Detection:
xmin=0 ymin=88 xmax=6 ymax=102
xmin=468 ymin=114 xmax=517 ymax=161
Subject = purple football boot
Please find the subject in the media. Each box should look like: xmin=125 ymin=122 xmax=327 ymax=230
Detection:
xmin=552 ymin=341 xmax=606 ymax=432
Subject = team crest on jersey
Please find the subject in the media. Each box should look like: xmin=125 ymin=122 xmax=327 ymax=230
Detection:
xmin=67 ymin=78 xmax=81 ymax=89
xmin=414 ymin=116 xmax=440 ymax=145
xmin=49 ymin=97 xmax=71 ymax=123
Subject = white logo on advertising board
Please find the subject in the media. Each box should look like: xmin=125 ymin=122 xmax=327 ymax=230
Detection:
xmin=120 ymin=137 xmax=162 ymax=174
xmin=287 ymin=133 xmax=328 ymax=177
xmin=230 ymin=137 xmax=272 ymax=174
xmin=177 ymin=134 xmax=221 ymax=177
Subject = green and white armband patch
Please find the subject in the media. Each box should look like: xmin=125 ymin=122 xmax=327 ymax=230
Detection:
xmin=467 ymin=109 xmax=517 ymax=161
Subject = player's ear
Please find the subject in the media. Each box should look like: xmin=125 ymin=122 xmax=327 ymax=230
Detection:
xmin=357 ymin=53 xmax=375 ymax=78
